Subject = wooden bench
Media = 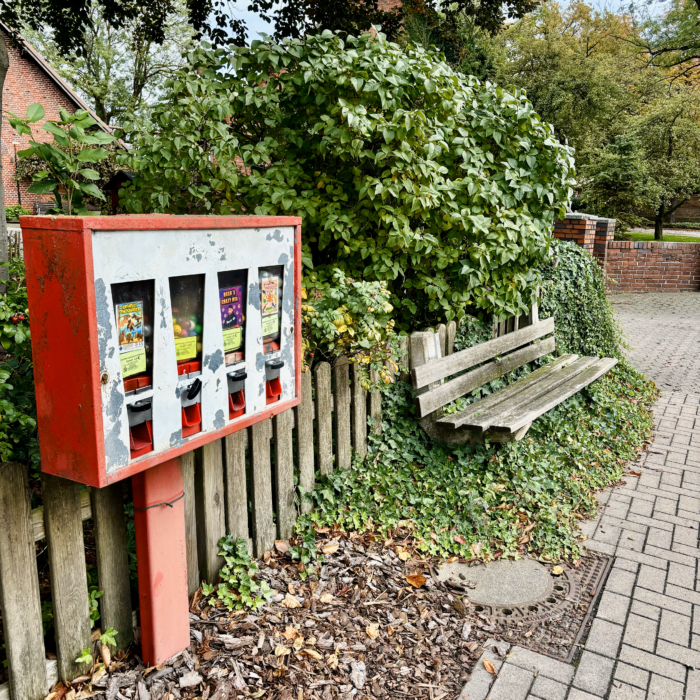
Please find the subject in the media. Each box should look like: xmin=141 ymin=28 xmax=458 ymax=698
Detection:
xmin=409 ymin=309 xmax=617 ymax=444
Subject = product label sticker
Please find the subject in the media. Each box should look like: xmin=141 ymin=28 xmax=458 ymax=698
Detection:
xmin=175 ymin=336 xmax=198 ymax=361
xmin=261 ymin=277 xmax=279 ymax=318
xmin=220 ymin=285 xmax=244 ymax=352
xmin=261 ymin=314 xmax=279 ymax=337
xmin=116 ymin=301 xmax=146 ymax=378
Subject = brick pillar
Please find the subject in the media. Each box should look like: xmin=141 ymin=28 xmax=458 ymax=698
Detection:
xmin=593 ymin=218 xmax=615 ymax=266
xmin=553 ymin=213 xmax=596 ymax=254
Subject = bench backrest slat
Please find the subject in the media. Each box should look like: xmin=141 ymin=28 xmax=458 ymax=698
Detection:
xmin=415 ymin=335 xmax=556 ymax=418
xmin=411 ymin=317 xmax=555 ymax=390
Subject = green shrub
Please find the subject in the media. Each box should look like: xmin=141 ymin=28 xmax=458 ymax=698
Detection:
xmin=540 ymin=239 xmax=621 ymax=359
xmin=0 ymin=259 xmax=39 ymax=473
xmin=4 ymin=205 xmax=30 ymax=222
xmin=118 ymin=31 xmax=575 ymax=329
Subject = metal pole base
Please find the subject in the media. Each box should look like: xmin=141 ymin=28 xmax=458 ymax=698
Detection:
xmin=132 ymin=457 xmax=190 ymax=665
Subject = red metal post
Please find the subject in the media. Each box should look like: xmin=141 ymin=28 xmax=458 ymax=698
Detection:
xmin=132 ymin=457 xmax=190 ymax=665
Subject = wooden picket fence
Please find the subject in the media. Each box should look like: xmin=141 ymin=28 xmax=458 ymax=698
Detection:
xmin=0 ymin=357 xmax=389 ymax=700
xmin=0 ymin=309 xmax=527 ymax=700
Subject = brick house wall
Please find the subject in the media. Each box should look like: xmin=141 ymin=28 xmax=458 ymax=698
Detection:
xmin=606 ymin=242 xmax=700 ymax=293
xmin=1 ymin=30 xmax=109 ymax=213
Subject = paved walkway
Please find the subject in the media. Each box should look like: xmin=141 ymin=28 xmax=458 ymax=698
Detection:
xmin=459 ymin=292 xmax=700 ymax=700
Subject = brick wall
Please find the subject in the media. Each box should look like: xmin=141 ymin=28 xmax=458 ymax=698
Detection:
xmin=606 ymin=242 xmax=700 ymax=293
xmin=594 ymin=218 xmax=615 ymax=265
xmin=553 ymin=213 xmax=596 ymax=253
xmin=1 ymin=32 xmax=79 ymax=212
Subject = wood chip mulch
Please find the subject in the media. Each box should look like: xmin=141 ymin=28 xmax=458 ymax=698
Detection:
xmin=78 ymin=530 xmax=508 ymax=700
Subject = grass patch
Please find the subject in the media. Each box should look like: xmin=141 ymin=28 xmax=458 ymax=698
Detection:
xmin=616 ymin=232 xmax=700 ymax=243
xmin=305 ymin=361 xmax=656 ymax=563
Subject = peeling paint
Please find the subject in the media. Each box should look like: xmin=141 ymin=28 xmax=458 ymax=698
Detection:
xmin=213 ymin=409 xmax=226 ymax=429
xmin=278 ymin=253 xmax=289 ymax=265
xmin=170 ymin=430 xmax=183 ymax=447
xmin=104 ymin=380 xmax=129 ymax=473
xmin=159 ymin=295 xmax=168 ymax=329
xmin=266 ymin=229 xmax=284 ymax=242
xmin=248 ymin=282 xmax=260 ymax=310
xmin=94 ymin=278 xmax=112 ymax=363
xmin=204 ymin=348 xmax=224 ymax=374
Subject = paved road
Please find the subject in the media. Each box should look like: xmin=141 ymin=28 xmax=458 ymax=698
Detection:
xmin=459 ymin=292 xmax=700 ymax=700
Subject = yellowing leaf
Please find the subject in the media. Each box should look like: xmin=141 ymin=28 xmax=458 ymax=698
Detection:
xmin=398 ymin=551 xmax=410 ymax=561
xmin=281 ymin=593 xmax=302 ymax=609
xmin=366 ymin=623 xmax=380 ymax=640
xmin=293 ymin=636 xmax=304 ymax=649
xmin=275 ymin=645 xmax=291 ymax=657
xmin=322 ymin=543 xmax=339 ymax=555
xmin=552 ymin=566 xmax=564 ymax=576
xmin=319 ymin=592 xmax=334 ymax=604
xmin=327 ymin=654 xmax=339 ymax=670
xmin=406 ymin=570 xmax=427 ymax=588
xmin=483 ymin=658 xmax=498 ymax=676
xmin=282 ymin=625 xmax=299 ymax=641
xmin=300 ymin=648 xmax=323 ymax=660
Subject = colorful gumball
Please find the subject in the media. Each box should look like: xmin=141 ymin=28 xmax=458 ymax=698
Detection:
xmin=195 ymin=324 xmax=202 ymax=334
xmin=173 ymin=324 xmax=182 ymax=338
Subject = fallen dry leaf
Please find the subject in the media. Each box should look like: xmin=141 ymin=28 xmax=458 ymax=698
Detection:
xmin=281 ymin=593 xmax=302 ymax=609
xmin=406 ymin=570 xmax=427 ymax=588
xmin=282 ymin=625 xmax=299 ymax=641
xmin=552 ymin=566 xmax=564 ymax=576
xmin=300 ymin=648 xmax=323 ymax=661
xmin=275 ymin=645 xmax=291 ymax=657
xmin=321 ymin=542 xmax=339 ymax=555
xmin=275 ymin=540 xmax=290 ymax=554
xmin=398 ymin=551 xmax=410 ymax=561
xmin=319 ymin=592 xmax=334 ymax=604
xmin=470 ymin=542 xmax=483 ymax=557
xmin=483 ymin=658 xmax=498 ymax=676
xmin=628 ymin=470 xmax=642 ymax=477
xmin=454 ymin=534 xmax=466 ymax=544
xmin=327 ymin=654 xmax=339 ymax=670
xmin=366 ymin=623 xmax=380 ymax=640
xmin=293 ymin=636 xmax=304 ymax=650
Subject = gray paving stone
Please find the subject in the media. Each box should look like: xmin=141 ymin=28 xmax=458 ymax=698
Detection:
xmin=613 ymin=558 xmax=639 ymax=574
xmin=596 ymin=591 xmax=632 ymax=626
xmin=679 ymin=495 xmax=700 ymax=514
xmin=487 ymin=662 xmax=534 ymax=700
xmin=658 ymin=609 xmax=691 ymax=647
xmin=686 ymin=670 xmax=700 ymax=700
xmin=638 ymin=564 xmax=667 ymax=593
xmin=594 ymin=524 xmax=622 ymax=546
xmin=573 ymin=652 xmax=614 ymax=696
xmin=608 ymin=683 xmax=645 ymax=700
xmin=691 ymin=634 xmax=700 ymax=651
xmin=567 ymin=691 xmax=602 ymax=700
xmin=585 ymin=619 xmax=623 ymax=658
xmin=644 ymin=544 xmax=696 ymax=568
xmin=647 ymin=673 xmax=685 ymax=700
xmin=667 ymin=562 xmax=695 ymax=589
xmin=618 ymin=646 xmax=686 ymax=682
xmin=615 ymin=548 xmax=668 ymax=570
xmin=457 ymin=649 xmax=504 ymax=700
xmin=665 ymin=583 xmax=700 ymax=606
xmin=672 ymin=526 xmax=698 ymax=547
xmin=623 ymin=613 xmax=658 ymax=652
xmin=529 ymin=675 xmax=567 ymax=700
xmin=656 ymin=638 xmax=700 ymax=668
xmin=648 ymin=528 xmax=673 ymax=550
xmin=619 ymin=530 xmax=646 ymax=551
xmin=633 ymin=586 xmax=693 ymax=616
xmin=630 ymin=600 xmax=661 ymax=620
xmin=506 ymin=647 xmax=574 ymax=684
xmin=614 ymin=662 xmax=649 ymax=689
xmin=605 ymin=569 xmax=637 ymax=598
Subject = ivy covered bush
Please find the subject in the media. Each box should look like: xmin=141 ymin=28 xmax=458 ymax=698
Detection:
xmin=540 ymin=239 xmax=621 ymax=359
xmin=118 ymin=31 xmax=575 ymax=328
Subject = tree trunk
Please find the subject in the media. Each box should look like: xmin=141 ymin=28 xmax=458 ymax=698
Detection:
xmin=0 ymin=34 xmax=10 ymax=280
xmin=654 ymin=202 xmax=665 ymax=241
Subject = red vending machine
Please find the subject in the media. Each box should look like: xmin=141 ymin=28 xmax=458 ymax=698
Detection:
xmin=21 ymin=214 xmax=302 ymax=664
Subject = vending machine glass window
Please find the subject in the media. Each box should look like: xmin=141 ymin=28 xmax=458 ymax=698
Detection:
xmin=111 ymin=280 xmax=155 ymax=459
xmin=259 ymin=266 xmax=283 ymax=355
xmin=218 ymin=270 xmax=248 ymax=420
xmin=169 ymin=274 xmax=205 ymax=436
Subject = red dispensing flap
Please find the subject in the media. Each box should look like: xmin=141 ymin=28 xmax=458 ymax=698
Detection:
xmin=130 ymin=421 xmax=154 ymax=459
xmin=265 ymin=377 xmax=282 ymax=405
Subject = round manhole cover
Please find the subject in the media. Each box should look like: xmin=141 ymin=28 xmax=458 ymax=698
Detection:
xmin=437 ymin=558 xmax=553 ymax=605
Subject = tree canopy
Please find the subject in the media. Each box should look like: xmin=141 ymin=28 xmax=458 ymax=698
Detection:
xmin=118 ymin=30 xmax=574 ymax=327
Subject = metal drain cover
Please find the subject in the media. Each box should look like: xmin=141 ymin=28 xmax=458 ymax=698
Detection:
xmin=437 ymin=558 xmax=552 ymax=606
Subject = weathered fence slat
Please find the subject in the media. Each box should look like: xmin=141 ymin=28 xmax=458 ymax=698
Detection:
xmin=446 ymin=321 xmax=456 ymax=356
xmin=274 ymin=409 xmax=295 ymax=540
xmin=32 ymin=489 xmax=91 ymax=542
xmin=437 ymin=323 xmax=447 ymax=357
xmin=352 ymin=364 xmax=367 ymax=459
xmin=195 ymin=442 xmax=226 ymax=583
xmin=369 ymin=369 xmax=382 ymax=436
xmin=250 ymin=421 xmax=276 ymax=556
xmin=0 ymin=462 xmax=48 ymax=700
xmin=334 ymin=358 xmax=352 ymax=469
xmin=91 ymin=482 xmax=133 ymax=650
xmin=296 ymin=369 xmax=315 ymax=513
xmin=314 ymin=362 xmax=333 ymax=476
xmin=42 ymin=474 xmax=91 ymax=681
xmin=224 ymin=430 xmax=250 ymax=545
xmin=181 ymin=449 xmax=200 ymax=596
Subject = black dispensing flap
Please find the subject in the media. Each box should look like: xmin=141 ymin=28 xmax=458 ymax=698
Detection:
xmin=266 ymin=360 xmax=285 ymax=370
xmin=187 ymin=378 xmax=202 ymax=401
xmin=228 ymin=370 xmax=247 ymax=381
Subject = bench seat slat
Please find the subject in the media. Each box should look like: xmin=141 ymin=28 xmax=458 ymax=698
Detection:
xmin=489 ymin=357 xmax=618 ymax=435
xmin=437 ymin=354 xmax=580 ymax=430
xmin=411 ymin=318 xmax=555 ymax=390
xmin=415 ymin=335 xmax=555 ymax=418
